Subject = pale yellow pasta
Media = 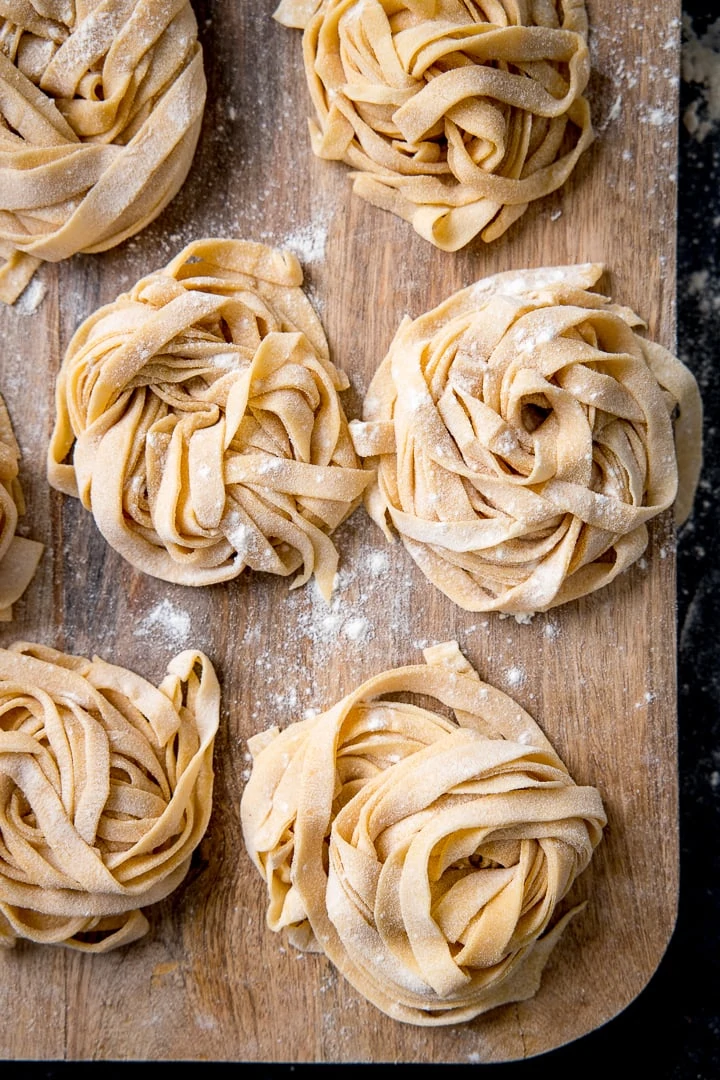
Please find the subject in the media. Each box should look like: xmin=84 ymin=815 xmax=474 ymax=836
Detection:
xmin=241 ymin=640 xmax=606 ymax=1026
xmin=48 ymin=238 xmax=371 ymax=597
xmin=0 ymin=0 xmax=207 ymax=305
xmin=274 ymin=0 xmax=593 ymax=250
xmin=0 ymin=393 xmax=42 ymax=620
xmin=351 ymin=264 xmax=703 ymax=615
xmin=0 ymin=642 xmax=220 ymax=951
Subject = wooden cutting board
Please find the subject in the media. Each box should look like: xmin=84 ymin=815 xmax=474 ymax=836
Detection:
xmin=0 ymin=0 xmax=684 ymax=1063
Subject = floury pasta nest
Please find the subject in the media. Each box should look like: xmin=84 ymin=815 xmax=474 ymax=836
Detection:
xmin=274 ymin=0 xmax=593 ymax=250
xmin=0 ymin=643 xmax=220 ymax=951
xmin=241 ymin=640 xmax=606 ymax=1026
xmin=48 ymin=238 xmax=371 ymax=598
xmin=0 ymin=0 xmax=206 ymax=304
xmin=0 ymin=393 xmax=42 ymax=620
xmin=350 ymin=264 xmax=703 ymax=615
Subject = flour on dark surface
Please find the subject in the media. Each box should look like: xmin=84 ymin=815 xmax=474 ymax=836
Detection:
xmin=670 ymin=8 xmax=720 ymax=1078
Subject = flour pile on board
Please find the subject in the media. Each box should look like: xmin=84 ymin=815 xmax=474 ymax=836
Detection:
xmin=134 ymin=599 xmax=192 ymax=649
xmin=280 ymin=220 xmax=328 ymax=265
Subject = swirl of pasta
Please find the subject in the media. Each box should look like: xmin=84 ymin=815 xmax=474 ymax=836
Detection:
xmin=0 ymin=0 xmax=206 ymax=305
xmin=0 ymin=641 xmax=220 ymax=952
xmin=241 ymin=640 xmax=606 ymax=1025
xmin=350 ymin=264 xmax=703 ymax=616
xmin=47 ymin=238 xmax=371 ymax=597
xmin=0 ymin=393 xmax=43 ymax=619
xmin=274 ymin=0 xmax=593 ymax=250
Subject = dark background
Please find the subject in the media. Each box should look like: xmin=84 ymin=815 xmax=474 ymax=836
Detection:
xmin=4 ymin=2 xmax=720 ymax=1078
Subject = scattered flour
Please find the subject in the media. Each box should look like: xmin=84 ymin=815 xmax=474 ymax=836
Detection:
xmin=280 ymin=220 xmax=328 ymax=265
xmin=682 ymin=16 xmax=720 ymax=142
xmin=503 ymin=666 xmax=526 ymax=689
xmin=291 ymin=570 xmax=377 ymax=652
xmin=343 ymin=616 xmax=371 ymax=642
xmin=365 ymin=550 xmax=389 ymax=575
xmin=589 ymin=12 xmax=680 ymax=196
xmin=688 ymin=269 xmax=710 ymax=295
xmin=134 ymin=598 xmax=192 ymax=649
xmin=14 ymin=277 xmax=47 ymax=315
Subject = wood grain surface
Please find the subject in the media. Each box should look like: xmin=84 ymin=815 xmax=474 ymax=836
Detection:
xmin=0 ymin=0 xmax=684 ymax=1064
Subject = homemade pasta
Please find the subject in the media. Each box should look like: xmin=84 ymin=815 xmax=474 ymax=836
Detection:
xmin=241 ymin=640 xmax=606 ymax=1025
xmin=350 ymin=264 xmax=703 ymax=615
xmin=0 ymin=642 xmax=220 ymax=951
xmin=48 ymin=238 xmax=371 ymax=597
xmin=0 ymin=0 xmax=206 ymax=305
xmin=274 ymin=0 xmax=593 ymax=250
xmin=0 ymin=393 xmax=42 ymax=619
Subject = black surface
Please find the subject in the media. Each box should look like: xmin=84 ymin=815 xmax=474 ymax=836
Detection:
xmin=3 ymin=4 xmax=719 ymax=1078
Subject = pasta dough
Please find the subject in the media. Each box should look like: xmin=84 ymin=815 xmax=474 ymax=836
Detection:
xmin=241 ymin=640 xmax=606 ymax=1026
xmin=0 ymin=0 xmax=206 ymax=305
xmin=48 ymin=238 xmax=371 ymax=598
xmin=0 ymin=393 xmax=42 ymax=619
xmin=0 ymin=642 xmax=220 ymax=951
xmin=351 ymin=264 xmax=703 ymax=615
xmin=274 ymin=0 xmax=593 ymax=250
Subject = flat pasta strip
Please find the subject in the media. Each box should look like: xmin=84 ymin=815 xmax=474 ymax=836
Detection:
xmin=351 ymin=263 xmax=703 ymax=615
xmin=0 ymin=391 xmax=42 ymax=619
xmin=0 ymin=0 xmax=206 ymax=304
xmin=47 ymin=238 xmax=372 ymax=598
xmin=241 ymin=639 xmax=606 ymax=1026
xmin=0 ymin=642 xmax=220 ymax=951
xmin=274 ymin=0 xmax=593 ymax=250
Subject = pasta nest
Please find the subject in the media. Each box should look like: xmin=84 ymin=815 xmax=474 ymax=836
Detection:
xmin=274 ymin=0 xmax=593 ymax=250
xmin=0 ymin=393 xmax=43 ymax=620
xmin=48 ymin=239 xmax=371 ymax=597
xmin=241 ymin=640 xmax=606 ymax=1026
xmin=0 ymin=642 xmax=220 ymax=952
xmin=0 ymin=0 xmax=207 ymax=304
xmin=351 ymin=264 xmax=703 ymax=615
